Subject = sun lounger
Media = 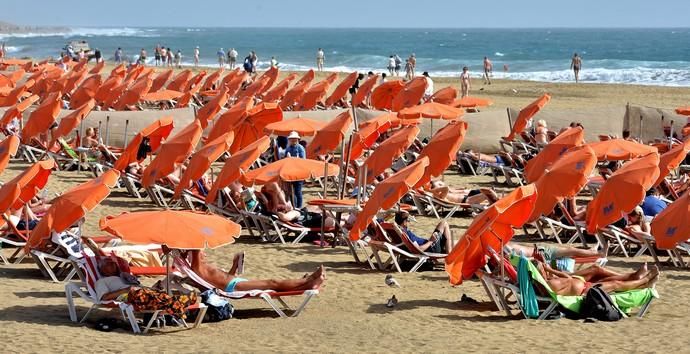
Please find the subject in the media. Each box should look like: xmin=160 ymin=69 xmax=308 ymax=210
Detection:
xmin=173 ymin=256 xmax=318 ymax=318
xmin=66 ymin=252 xmax=206 ymax=333
xmin=481 ymin=251 xmax=657 ymax=319
xmin=368 ymin=221 xmax=445 ymax=273
xmin=0 ymin=214 xmax=29 ymax=264
xmin=409 ymin=189 xmax=481 ymax=220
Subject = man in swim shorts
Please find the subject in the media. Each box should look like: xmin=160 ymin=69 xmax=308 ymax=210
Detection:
xmin=189 ymin=250 xmax=325 ymax=293
xmin=571 ymin=53 xmax=582 ymax=83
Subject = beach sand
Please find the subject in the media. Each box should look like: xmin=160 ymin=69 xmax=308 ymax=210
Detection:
xmin=0 ymin=158 xmax=686 ymax=353
xmin=0 ymin=65 xmax=689 ymax=352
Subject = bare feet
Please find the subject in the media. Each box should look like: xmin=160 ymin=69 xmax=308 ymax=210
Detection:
xmin=632 ymin=263 xmax=648 ymax=280
xmin=306 ymin=265 xmax=326 ymax=289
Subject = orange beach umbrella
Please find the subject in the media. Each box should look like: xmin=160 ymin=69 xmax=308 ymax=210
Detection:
xmin=100 ymin=210 xmax=241 ymax=249
xmin=166 ymin=69 xmax=193 ymax=92
xmin=230 ymin=102 xmax=282 ymax=153
xmin=585 ymin=153 xmax=660 ymax=233
xmin=415 ymin=120 xmax=468 ymax=188
xmin=349 ymin=157 xmax=429 ymax=241
xmin=352 ymin=75 xmax=378 ymax=108
xmin=207 ymin=96 xmax=254 ymax=143
xmin=391 ymin=76 xmax=428 ymax=112
xmin=113 ymin=77 xmax=152 ymax=110
xmin=150 ymin=69 xmax=174 ymax=93
xmin=206 ymin=136 xmax=271 ymax=203
xmin=141 ymin=120 xmax=203 ymax=187
xmin=446 ymin=184 xmax=538 ymax=285
xmin=398 ymin=102 xmax=464 ymax=120
xmin=141 ymin=89 xmax=183 ymax=102
xmin=294 ymin=69 xmax=315 ymax=87
xmin=50 ymin=98 xmax=95 ymax=146
xmin=21 ymin=91 xmax=62 ymax=143
xmin=325 ymin=71 xmax=358 ymax=107
xmin=241 ymin=157 xmax=339 ymax=186
xmin=675 ymin=106 xmax=690 ymax=116
xmin=0 ymin=159 xmax=55 ymax=213
xmin=27 ymin=170 xmax=120 ymax=250
xmin=195 ymin=86 xmax=229 ymax=128
xmin=651 ymin=193 xmax=690 ymax=250
xmin=113 ymin=116 xmax=175 ymax=171
xmin=201 ymin=69 xmax=224 ymax=92
xmin=371 ymin=80 xmax=405 ymax=111
xmin=586 ymin=139 xmax=658 ymax=161
xmin=362 ymin=125 xmax=420 ymax=183
xmin=279 ymin=81 xmax=310 ymax=111
xmin=0 ymin=94 xmax=39 ymax=126
xmin=524 ymin=126 xmax=585 ymax=182
xmin=256 ymin=66 xmax=280 ymax=96
xmin=173 ymin=132 xmax=234 ymax=199
xmin=451 ymin=96 xmax=494 ymax=108
xmin=428 ymin=86 xmax=457 ymax=105
xmin=505 ymin=93 xmax=551 ymax=141
xmin=528 ymin=145 xmax=597 ymax=222
xmin=262 ymin=77 xmax=294 ymax=103
xmin=307 ymin=111 xmax=353 ymax=158
xmin=296 ymin=79 xmax=332 ymax=110
xmin=263 ymin=116 xmax=324 ymax=137
xmin=0 ymin=135 xmax=20 ymax=175
xmin=654 ymin=138 xmax=690 ymax=187
xmin=70 ymin=74 xmax=102 ymax=109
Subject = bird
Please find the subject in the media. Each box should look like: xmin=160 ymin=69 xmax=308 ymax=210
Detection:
xmin=385 ymin=274 xmax=400 ymax=288
xmin=386 ymin=295 xmax=398 ymax=308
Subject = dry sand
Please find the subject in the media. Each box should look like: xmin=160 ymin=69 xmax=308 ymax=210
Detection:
xmin=0 ymin=158 xmax=686 ymax=353
xmin=1 ymin=65 xmax=689 ymax=352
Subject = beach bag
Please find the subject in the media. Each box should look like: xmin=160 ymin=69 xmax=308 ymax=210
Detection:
xmin=201 ymin=290 xmax=234 ymax=322
xmin=580 ymin=284 xmax=622 ymax=321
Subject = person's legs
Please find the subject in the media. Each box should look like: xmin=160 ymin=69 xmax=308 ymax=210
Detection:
xmin=234 ymin=266 xmax=325 ymax=292
xmin=596 ymin=267 xmax=659 ymax=293
xmin=572 ymin=264 xmax=623 ymax=281
xmin=552 ymin=245 xmax=604 ymax=259
xmin=292 ymin=181 xmax=303 ymax=208
xmin=434 ymin=220 xmax=453 ymax=252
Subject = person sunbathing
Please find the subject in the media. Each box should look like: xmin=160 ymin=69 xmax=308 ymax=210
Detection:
xmin=188 ymin=250 xmax=325 ymax=293
xmin=95 ymin=258 xmax=196 ymax=319
xmin=428 ymin=180 xmax=498 ymax=204
xmin=462 ymin=149 xmax=507 ymax=166
xmin=395 ymin=211 xmax=452 ymax=254
xmin=507 ymin=242 xmax=607 ymax=272
xmin=535 ymin=260 xmax=659 ymax=296
xmin=260 ymin=182 xmax=336 ymax=228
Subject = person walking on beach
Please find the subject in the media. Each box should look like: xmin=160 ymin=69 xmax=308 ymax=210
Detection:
xmin=175 ymin=50 xmax=182 ymax=68
xmin=166 ymin=47 xmax=173 ymax=67
xmin=571 ymin=53 xmax=582 ymax=83
xmin=270 ymin=56 xmax=278 ymax=68
xmin=228 ymin=48 xmax=238 ymax=69
xmin=394 ymin=54 xmax=402 ymax=76
xmin=316 ymin=48 xmax=325 ymax=71
xmin=460 ymin=66 xmax=471 ymax=97
xmin=217 ymin=48 xmax=226 ymax=68
xmin=160 ymin=47 xmax=167 ymax=66
xmin=0 ymin=42 xmax=5 ymax=58
xmin=423 ymin=72 xmax=434 ymax=101
xmin=409 ymin=54 xmax=417 ymax=77
xmin=114 ymin=47 xmax=123 ymax=64
xmin=194 ymin=46 xmax=200 ymax=67
xmin=250 ymin=51 xmax=258 ymax=73
xmin=483 ymin=56 xmax=493 ymax=85
xmin=387 ymin=55 xmax=396 ymax=76
xmin=154 ymin=45 xmax=161 ymax=66
xmin=138 ymin=48 xmax=147 ymax=66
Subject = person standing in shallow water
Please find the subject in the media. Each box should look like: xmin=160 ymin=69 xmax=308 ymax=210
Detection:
xmin=483 ymin=56 xmax=493 ymax=85
xmin=571 ymin=53 xmax=582 ymax=83
xmin=316 ymin=48 xmax=325 ymax=71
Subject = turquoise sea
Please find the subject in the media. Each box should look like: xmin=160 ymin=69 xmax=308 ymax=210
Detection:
xmin=2 ymin=27 xmax=690 ymax=86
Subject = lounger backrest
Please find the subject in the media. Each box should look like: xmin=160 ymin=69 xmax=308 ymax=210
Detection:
xmin=172 ymin=256 xmax=215 ymax=291
xmin=52 ymin=231 xmax=84 ymax=259
xmin=389 ymin=223 xmax=424 ymax=255
xmin=81 ymin=254 xmax=102 ymax=298
xmin=58 ymin=138 xmax=80 ymax=159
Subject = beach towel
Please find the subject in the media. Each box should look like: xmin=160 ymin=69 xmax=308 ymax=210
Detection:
xmin=517 ymin=254 xmax=539 ymax=318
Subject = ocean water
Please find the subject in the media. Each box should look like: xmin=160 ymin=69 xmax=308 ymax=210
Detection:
xmin=2 ymin=27 xmax=690 ymax=86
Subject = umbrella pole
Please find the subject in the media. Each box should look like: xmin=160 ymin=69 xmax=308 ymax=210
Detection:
xmin=123 ymin=119 xmax=129 ymax=148
xmin=105 ymin=115 xmax=110 ymax=146
xmin=166 ymin=251 xmax=171 ymax=295
xmin=341 ymin=135 xmax=354 ymax=199
xmin=323 ymin=160 xmax=328 ymax=198
xmin=506 ymin=108 xmax=513 ymax=133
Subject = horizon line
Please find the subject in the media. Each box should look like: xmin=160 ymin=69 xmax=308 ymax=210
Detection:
xmin=11 ymin=24 xmax=690 ymax=30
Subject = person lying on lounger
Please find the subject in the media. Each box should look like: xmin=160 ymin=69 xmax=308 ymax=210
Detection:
xmin=187 ymin=249 xmax=325 ymax=293
xmin=259 ymin=182 xmax=336 ymax=228
xmin=535 ymin=260 xmax=659 ymax=296
xmin=507 ymin=242 xmax=607 ymax=273
xmin=462 ymin=149 xmax=507 ymax=166
xmin=94 ymin=257 xmax=196 ymax=319
xmin=395 ymin=211 xmax=452 ymax=254
xmin=428 ymin=180 xmax=498 ymax=204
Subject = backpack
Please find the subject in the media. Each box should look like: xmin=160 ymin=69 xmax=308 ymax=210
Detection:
xmin=201 ymin=290 xmax=234 ymax=322
xmin=580 ymin=284 xmax=622 ymax=321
